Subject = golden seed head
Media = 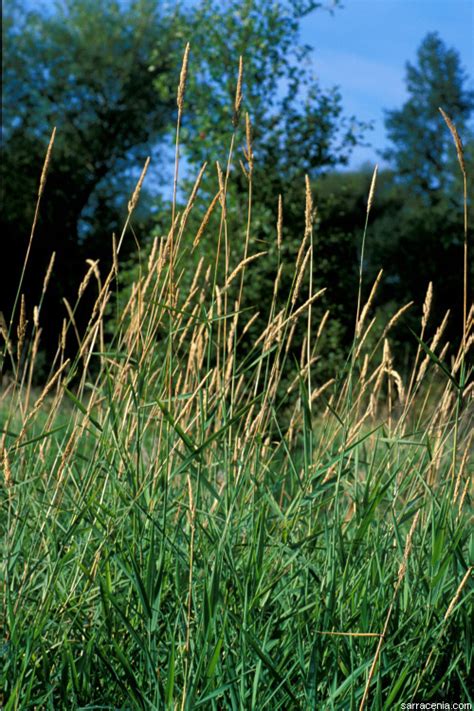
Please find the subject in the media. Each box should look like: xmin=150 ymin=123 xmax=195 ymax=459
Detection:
xmin=292 ymin=248 xmax=311 ymax=305
xmin=224 ymin=251 xmax=267 ymax=290
xmin=305 ymin=175 xmax=313 ymax=238
xmin=3 ymin=447 xmax=12 ymax=487
xmin=128 ymin=157 xmax=150 ymax=214
xmin=112 ymin=233 xmax=119 ymax=276
xmin=216 ymin=162 xmax=227 ymax=218
xmin=422 ymin=281 xmax=433 ymax=330
xmin=233 ymin=56 xmax=244 ymax=127
xmin=177 ymin=42 xmax=190 ymax=114
xmin=17 ymin=294 xmax=27 ymax=344
xmin=39 ymin=127 xmax=56 ymax=198
xmin=42 ymin=252 xmax=56 ymax=295
xmin=244 ymin=112 xmax=253 ymax=172
xmin=277 ymin=194 xmax=283 ymax=250
xmin=316 ymin=310 xmax=330 ymax=340
xmin=33 ymin=306 xmax=39 ymax=329
xmin=382 ymin=301 xmax=414 ymax=339
xmin=439 ymin=107 xmax=466 ymax=177
xmin=193 ymin=191 xmax=221 ymax=249
xmin=367 ymin=164 xmax=378 ymax=215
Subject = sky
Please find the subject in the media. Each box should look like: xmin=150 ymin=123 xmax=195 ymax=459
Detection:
xmin=18 ymin=0 xmax=474 ymax=175
xmin=300 ymin=0 xmax=474 ymax=169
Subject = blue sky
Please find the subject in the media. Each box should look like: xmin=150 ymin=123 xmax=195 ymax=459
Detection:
xmin=300 ymin=0 xmax=474 ymax=169
xmin=21 ymin=0 xmax=473 ymax=174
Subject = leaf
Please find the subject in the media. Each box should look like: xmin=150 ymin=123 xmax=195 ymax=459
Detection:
xmin=65 ymin=388 xmax=103 ymax=431
xmin=409 ymin=329 xmax=460 ymax=390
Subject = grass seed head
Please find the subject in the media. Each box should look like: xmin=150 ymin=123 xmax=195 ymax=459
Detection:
xmin=17 ymin=294 xmax=27 ymax=359
xmin=439 ymin=107 xmax=466 ymax=177
xmin=277 ymin=194 xmax=283 ymax=250
xmin=422 ymin=281 xmax=433 ymax=330
xmin=367 ymin=164 xmax=378 ymax=215
xmin=128 ymin=157 xmax=150 ymax=214
xmin=233 ymin=56 xmax=244 ymax=127
xmin=38 ymin=127 xmax=56 ymax=198
xmin=177 ymin=42 xmax=190 ymax=114
xmin=42 ymin=252 xmax=56 ymax=295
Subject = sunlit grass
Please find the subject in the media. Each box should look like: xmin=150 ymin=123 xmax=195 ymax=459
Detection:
xmin=1 ymin=66 xmax=473 ymax=710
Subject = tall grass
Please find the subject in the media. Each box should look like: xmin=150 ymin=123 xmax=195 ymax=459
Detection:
xmin=1 ymin=58 xmax=473 ymax=710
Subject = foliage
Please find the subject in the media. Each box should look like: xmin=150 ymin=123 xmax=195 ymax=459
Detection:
xmin=136 ymin=0 xmax=369 ymax=380
xmin=383 ymin=31 xmax=474 ymax=199
xmin=178 ymin=0 xmax=360 ymax=170
xmin=373 ymin=33 xmax=474 ymax=350
xmin=1 ymin=0 xmax=183 ymax=353
xmin=2 ymin=143 xmax=473 ymax=707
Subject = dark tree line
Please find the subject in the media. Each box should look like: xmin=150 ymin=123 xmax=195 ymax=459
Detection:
xmin=1 ymin=0 xmax=472 ymax=377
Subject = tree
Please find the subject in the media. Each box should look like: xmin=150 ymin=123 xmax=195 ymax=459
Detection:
xmin=383 ymin=32 xmax=474 ymax=198
xmin=1 ymin=0 xmax=183 ymax=356
xmin=2 ymin=0 xmax=368 ymax=377
xmin=372 ymin=33 xmax=474 ymax=350
xmin=143 ymin=0 xmax=369 ymax=379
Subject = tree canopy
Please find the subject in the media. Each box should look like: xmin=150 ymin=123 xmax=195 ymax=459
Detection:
xmin=372 ymin=32 xmax=473 ymax=346
xmin=1 ymin=0 xmax=183 ymax=352
xmin=2 ymin=0 xmax=366 ymax=365
xmin=383 ymin=32 xmax=474 ymax=198
xmin=2 ymin=3 xmax=471 ymax=377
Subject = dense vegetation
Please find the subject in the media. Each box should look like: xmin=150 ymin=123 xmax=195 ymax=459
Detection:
xmin=2 ymin=88 xmax=473 ymax=711
xmin=2 ymin=1 xmax=472 ymax=368
xmin=1 ymin=1 xmax=473 ymax=708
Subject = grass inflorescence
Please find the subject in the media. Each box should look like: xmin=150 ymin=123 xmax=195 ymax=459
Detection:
xmin=1 ymin=56 xmax=473 ymax=710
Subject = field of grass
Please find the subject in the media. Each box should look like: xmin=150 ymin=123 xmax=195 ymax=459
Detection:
xmin=1 ymin=65 xmax=473 ymax=710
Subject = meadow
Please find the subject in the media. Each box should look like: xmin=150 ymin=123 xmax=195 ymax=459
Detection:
xmin=1 ymin=58 xmax=473 ymax=710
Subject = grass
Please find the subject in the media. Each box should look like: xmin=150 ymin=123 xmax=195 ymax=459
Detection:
xmin=1 ymin=62 xmax=473 ymax=710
